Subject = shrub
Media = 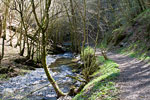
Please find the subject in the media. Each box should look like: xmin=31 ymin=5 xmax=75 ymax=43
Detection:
xmin=80 ymin=46 xmax=99 ymax=82
xmin=80 ymin=46 xmax=94 ymax=59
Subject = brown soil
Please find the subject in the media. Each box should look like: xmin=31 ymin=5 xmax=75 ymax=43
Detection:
xmin=0 ymin=29 xmax=39 ymax=80
xmin=107 ymin=52 xmax=150 ymax=100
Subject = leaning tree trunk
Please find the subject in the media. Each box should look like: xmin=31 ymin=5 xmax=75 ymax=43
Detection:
xmin=41 ymin=30 xmax=66 ymax=97
xmin=31 ymin=0 xmax=67 ymax=97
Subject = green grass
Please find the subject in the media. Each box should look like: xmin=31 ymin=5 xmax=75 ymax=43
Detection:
xmin=73 ymin=56 xmax=120 ymax=100
xmin=116 ymin=46 xmax=150 ymax=61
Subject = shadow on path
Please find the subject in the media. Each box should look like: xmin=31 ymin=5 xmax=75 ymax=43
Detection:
xmin=107 ymin=52 xmax=150 ymax=100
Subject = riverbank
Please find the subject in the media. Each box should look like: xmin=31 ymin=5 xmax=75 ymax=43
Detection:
xmin=0 ymin=53 xmax=78 ymax=100
xmin=0 ymin=31 xmax=42 ymax=80
xmin=73 ymin=55 xmax=120 ymax=100
xmin=0 ymin=42 xmax=25 ymax=80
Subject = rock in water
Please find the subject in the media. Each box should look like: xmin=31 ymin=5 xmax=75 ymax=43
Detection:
xmin=58 ymin=96 xmax=72 ymax=100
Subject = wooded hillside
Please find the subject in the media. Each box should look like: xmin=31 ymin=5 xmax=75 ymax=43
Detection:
xmin=0 ymin=0 xmax=150 ymax=100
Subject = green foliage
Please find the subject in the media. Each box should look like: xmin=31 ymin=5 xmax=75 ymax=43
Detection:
xmin=0 ymin=74 xmax=8 ymax=80
xmin=112 ymin=24 xmax=128 ymax=35
xmin=81 ymin=46 xmax=95 ymax=59
xmin=73 ymin=56 xmax=120 ymax=100
xmin=134 ymin=9 xmax=150 ymax=24
xmin=117 ymin=42 xmax=150 ymax=61
xmin=80 ymin=46 xmax=99 ymax=82
xmin=97 ymin=56 xmax=105 ymax=63
xmin=99 ymin=39 xmax=108 ymax=50
xmin=113 ymin=9 xmax=150 ymax=62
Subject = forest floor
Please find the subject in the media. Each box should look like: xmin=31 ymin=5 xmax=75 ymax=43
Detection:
xmin=0 ymin=30 xmax=38 ymax=80
xmin=106 ymin=51 xmax=150 ymax=100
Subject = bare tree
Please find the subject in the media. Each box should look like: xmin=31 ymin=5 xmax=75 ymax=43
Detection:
xmin=31 ymin=0 xmax=66 ymax=97
xmin=0 ymin=0 xmax=11 ymax=64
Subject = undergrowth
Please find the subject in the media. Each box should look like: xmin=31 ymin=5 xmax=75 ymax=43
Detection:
xmin=73 ymin=56 xmax=120 ymax=100
xmin=116 ymin=43 xmax=150 ymax=61
xmin=0 ymin=74 xmax=8 ymax=80
xmin=0 ymin=67 xmax=30 ymax=80
xmin=114 ymin=9 xmax=150 ymax=62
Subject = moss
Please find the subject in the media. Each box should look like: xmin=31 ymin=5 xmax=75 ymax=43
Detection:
xmin=73 ymin=56 xmax=120 ymax=100
xmin=0 ymin=66 xmax=30 ymax=80
xmin=112 ymin=25 xmax=127 ymax=34
xmin=19 ymin=69 xmax=31 ymax=76
xmin=0 ymin=74 xmax=8 ymax=80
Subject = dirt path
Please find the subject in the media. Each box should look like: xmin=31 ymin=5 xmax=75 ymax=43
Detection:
xmin=106 ymin=52 xmax=150 ymax=100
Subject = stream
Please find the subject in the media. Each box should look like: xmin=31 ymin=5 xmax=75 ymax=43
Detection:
xmin=0 ymin=53 xmax=79 ymax=100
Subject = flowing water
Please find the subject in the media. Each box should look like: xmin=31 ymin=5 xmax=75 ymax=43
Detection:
xmin=0 ymin=53 xmax=78 ymax=100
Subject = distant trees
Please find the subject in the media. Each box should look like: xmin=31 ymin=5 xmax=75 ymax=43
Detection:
xmin=13 ymin=0 xmax=34 ymax=59
xmin=0 ymin=0 xmax=11 ymax=64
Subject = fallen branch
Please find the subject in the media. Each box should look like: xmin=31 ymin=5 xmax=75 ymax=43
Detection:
xmin=66 ymin=75 xmax=86 ymax=83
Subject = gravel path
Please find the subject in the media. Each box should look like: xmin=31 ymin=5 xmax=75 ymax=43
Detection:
xmin=107 ymin=52 xmax=150 ymax=100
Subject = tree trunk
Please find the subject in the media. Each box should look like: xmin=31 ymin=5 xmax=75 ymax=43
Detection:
xmin=31 ymin=42 xmax=35 ymax=60
xmin=41 ymin=31 xmax=66 ymax=97
xmin=0 ymin=37 xmax=5 ymax=64
xmin=20 ymin=36 xmax=25 ymax=56
xmin=9 ymin=11 xmax=13 ymax=47
xmin=0 ymin=16 xmax=2 ymax=64
xmin=0 ymin=16 xmax=2 ymax=38
xmin=101 ymin=51 xmax=109 ymax=60
xmin=1 ymin=0 xmax=10 ymax=64
xmin=19 ymin=23 xmax=23 ymax=54
xmin=31 ymin=0 xmax=67 ymax=97
xmin=26 ymin=37 xmax=31 ymax=59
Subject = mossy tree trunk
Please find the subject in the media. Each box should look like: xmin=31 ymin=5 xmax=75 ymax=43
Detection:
xmin=41 ymin=30 xmax=66 ymax=97
xmin=31 ymin=0 xmax=66 ymax=97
